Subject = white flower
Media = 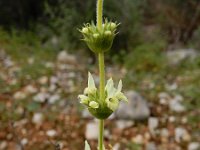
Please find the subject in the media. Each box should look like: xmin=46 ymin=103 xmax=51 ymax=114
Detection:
xmin=105 ymin=78 xmax=128 ymax=111
xmin=78 ymin=95 xmax=89 ymax=105
xmin=84 ymin=72 xmax=97 ymax=95
xmin=78 ymin=72 xmax=128 ymax=116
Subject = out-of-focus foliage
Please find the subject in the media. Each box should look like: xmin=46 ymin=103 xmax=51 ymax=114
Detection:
xmin=0 ymin=0 xmax=146 ymax=51
xmin=0 ymin=0 xmax=200 ymax=54
xmin=0 ymin=0 xmax=45 ymax=29
xmin=125 ymin=42 xmax=166 ymax=72
xmin=147 ymin=0 xmax=200 ymax=44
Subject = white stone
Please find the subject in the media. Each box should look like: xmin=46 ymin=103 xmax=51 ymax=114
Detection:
xmin=45 ymin=62 xmax=54 ymax=68
xmin=165 ymin=83 xmax=177 ymax=91
xmin=46 ymin=130 xmax=57 ymax=137
xmin=85 ymin=122 xmax=98 ymax=140
xmin=82 ymin=110 xmax=93 ymax=119
xmin=33 ymin=92 xmax=50 ymax=103
xmin=159 ymin=98 xmax=168 ymax=105
xmin=116 ymin=120 xmax=134 ymax=130
xmin=146 ymin=142 xmax=157 ymax=150
xmin=21 ymin=138 xmax=28 ymax=145
xmin=50 ymin=76 xmax=58 ymax=84
xmin=158 ymin=92 xmax=170 ymax=105
xmin=4 ymin=58 xmax=14 ymax=67
xmin=28 ymin=57 xmax=34 ymax=64
xmin=148 ymin=117 xmax=159 ymax=135
xmin=49 ymin=84 xmax=57 ymax=92
xmin=0 ymin=141 xmax=7 ymax=149
xmin=13 ymin=91 xmax=27 ymax=100
xmin=188 ymin=142 xmax=200 ymax=150
xmin=113 ymin=143 xmax=120 ymax=150
xmin=160 ymin=128 xmax=169 ymax=137
xmin=166 ymin=49 xmax=199 ymax=65
xmin=16 ymin=107 xmax=24 ymax=115
xmin=115 ymin=91 xmax=150 ymax=120
xmin=132 ymin=134 xmax=144 ymax=144
xmin=48 ymin=94 xmax=60 ymax=104
xmin=169 ymin=116 xmax=176 ymax=122
xmin=38 ymin=76 xmax=48 ymax=85
xmin=57 ymin=51 xmax=68 ymax=62
xmin=181 ymin=117 xmax=188 ymax=124
xmin=174 ymin=95 xmax=183 ymax=101
xmin=57 ymin=50 xmax=76 ymax=64
xmin=24 ymin=85 xmax=37 ymax=94
xmin=175 ymin=127 xmax=190 ymax=142
xmin=32 ymin=113 xmax=44 ymax=125
xmin=169 ymin=98 xmax=185 ymax=113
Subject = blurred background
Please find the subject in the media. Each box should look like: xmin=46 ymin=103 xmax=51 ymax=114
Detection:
xmin=0 ymin=0 xmax=200 ymax=149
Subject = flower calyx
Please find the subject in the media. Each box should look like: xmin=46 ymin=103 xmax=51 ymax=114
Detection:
xmin=80 ymin=19 xmax=119 ymax=53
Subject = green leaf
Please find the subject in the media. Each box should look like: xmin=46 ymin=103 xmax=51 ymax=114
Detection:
xmin=85 ymin=141 xmax=91 ymax=150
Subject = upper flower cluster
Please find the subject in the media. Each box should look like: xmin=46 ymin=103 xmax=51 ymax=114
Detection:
xmin=80 ymin=19 xmax=119 ymax=53
xmin=78 ymin=72 xmax=127 ymax=119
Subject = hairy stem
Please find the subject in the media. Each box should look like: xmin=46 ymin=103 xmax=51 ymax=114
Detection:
xmin=97 ymin=0 xmax=105 ymax=149
xmin=98 ymin=52 xmax=105 ymax=102
xmin=98 ymin=119 xmax=104 ymax=150
xmin=98 ymin=52 xmax=105 ymax=150
xmin=97 ymin=0 xmax=103 ymax=30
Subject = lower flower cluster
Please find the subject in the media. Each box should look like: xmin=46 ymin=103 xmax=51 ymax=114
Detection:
xmin=78 ymin=72 xmax=128 ymax=119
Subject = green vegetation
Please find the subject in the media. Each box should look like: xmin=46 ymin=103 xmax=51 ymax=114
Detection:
xmin=0 ymin=29 xmax=56 ymax=81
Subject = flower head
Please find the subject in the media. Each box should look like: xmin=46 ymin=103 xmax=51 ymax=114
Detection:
xmin=80 ymin=19 xmax=119 ymax=53
xmin=78 ymin=73 xmax=127 ymax=119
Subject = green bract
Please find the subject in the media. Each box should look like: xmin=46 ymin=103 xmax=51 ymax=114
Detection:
xmin=80 ymin=20 xmax=119 ymax=53
xmin=78 ymin=72 xmax=127 ymax=119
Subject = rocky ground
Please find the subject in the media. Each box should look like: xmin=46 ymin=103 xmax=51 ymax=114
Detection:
xmin=0 ymin=49 xmax=200 ymax=150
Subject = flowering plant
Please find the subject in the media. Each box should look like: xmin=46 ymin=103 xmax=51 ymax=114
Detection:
xmin=78 ymin=0 xmax=128 ymax=149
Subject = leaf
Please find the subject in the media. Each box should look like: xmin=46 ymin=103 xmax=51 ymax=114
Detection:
xmin=85 ymin=141 xmax=91 ymax=150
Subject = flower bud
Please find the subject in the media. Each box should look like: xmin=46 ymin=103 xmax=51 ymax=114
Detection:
xmin=89 ymin=101 xmax=99 ymax=109
xmin=79 ymin=95 xmax=89 ymax=105
xmin=93 ymin=33 xmax=99 ymax=38
xmin=110 ymin=22 xmax=117 ymax=30
xmin=104 ymin=31 xmax=112 ymax=36
xmin=82 ymin=27 xmax=89 ymax=34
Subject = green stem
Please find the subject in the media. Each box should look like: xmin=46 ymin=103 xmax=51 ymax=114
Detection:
xmin=97 ymin=0 xmax=105 ymax=150
xmin=98 ymin=52 xmax=105 ymax=150
xmin=97 ymin=0 xmax=103 ymax=30
xmin=98 ymin=52 xmax=105 ymax=102
xmin=98 ymin=119 xmax=104 ymax=150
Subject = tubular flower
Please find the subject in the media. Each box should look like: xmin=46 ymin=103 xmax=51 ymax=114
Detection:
xmin=78 ymin=72 xmax=128 ymax=119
